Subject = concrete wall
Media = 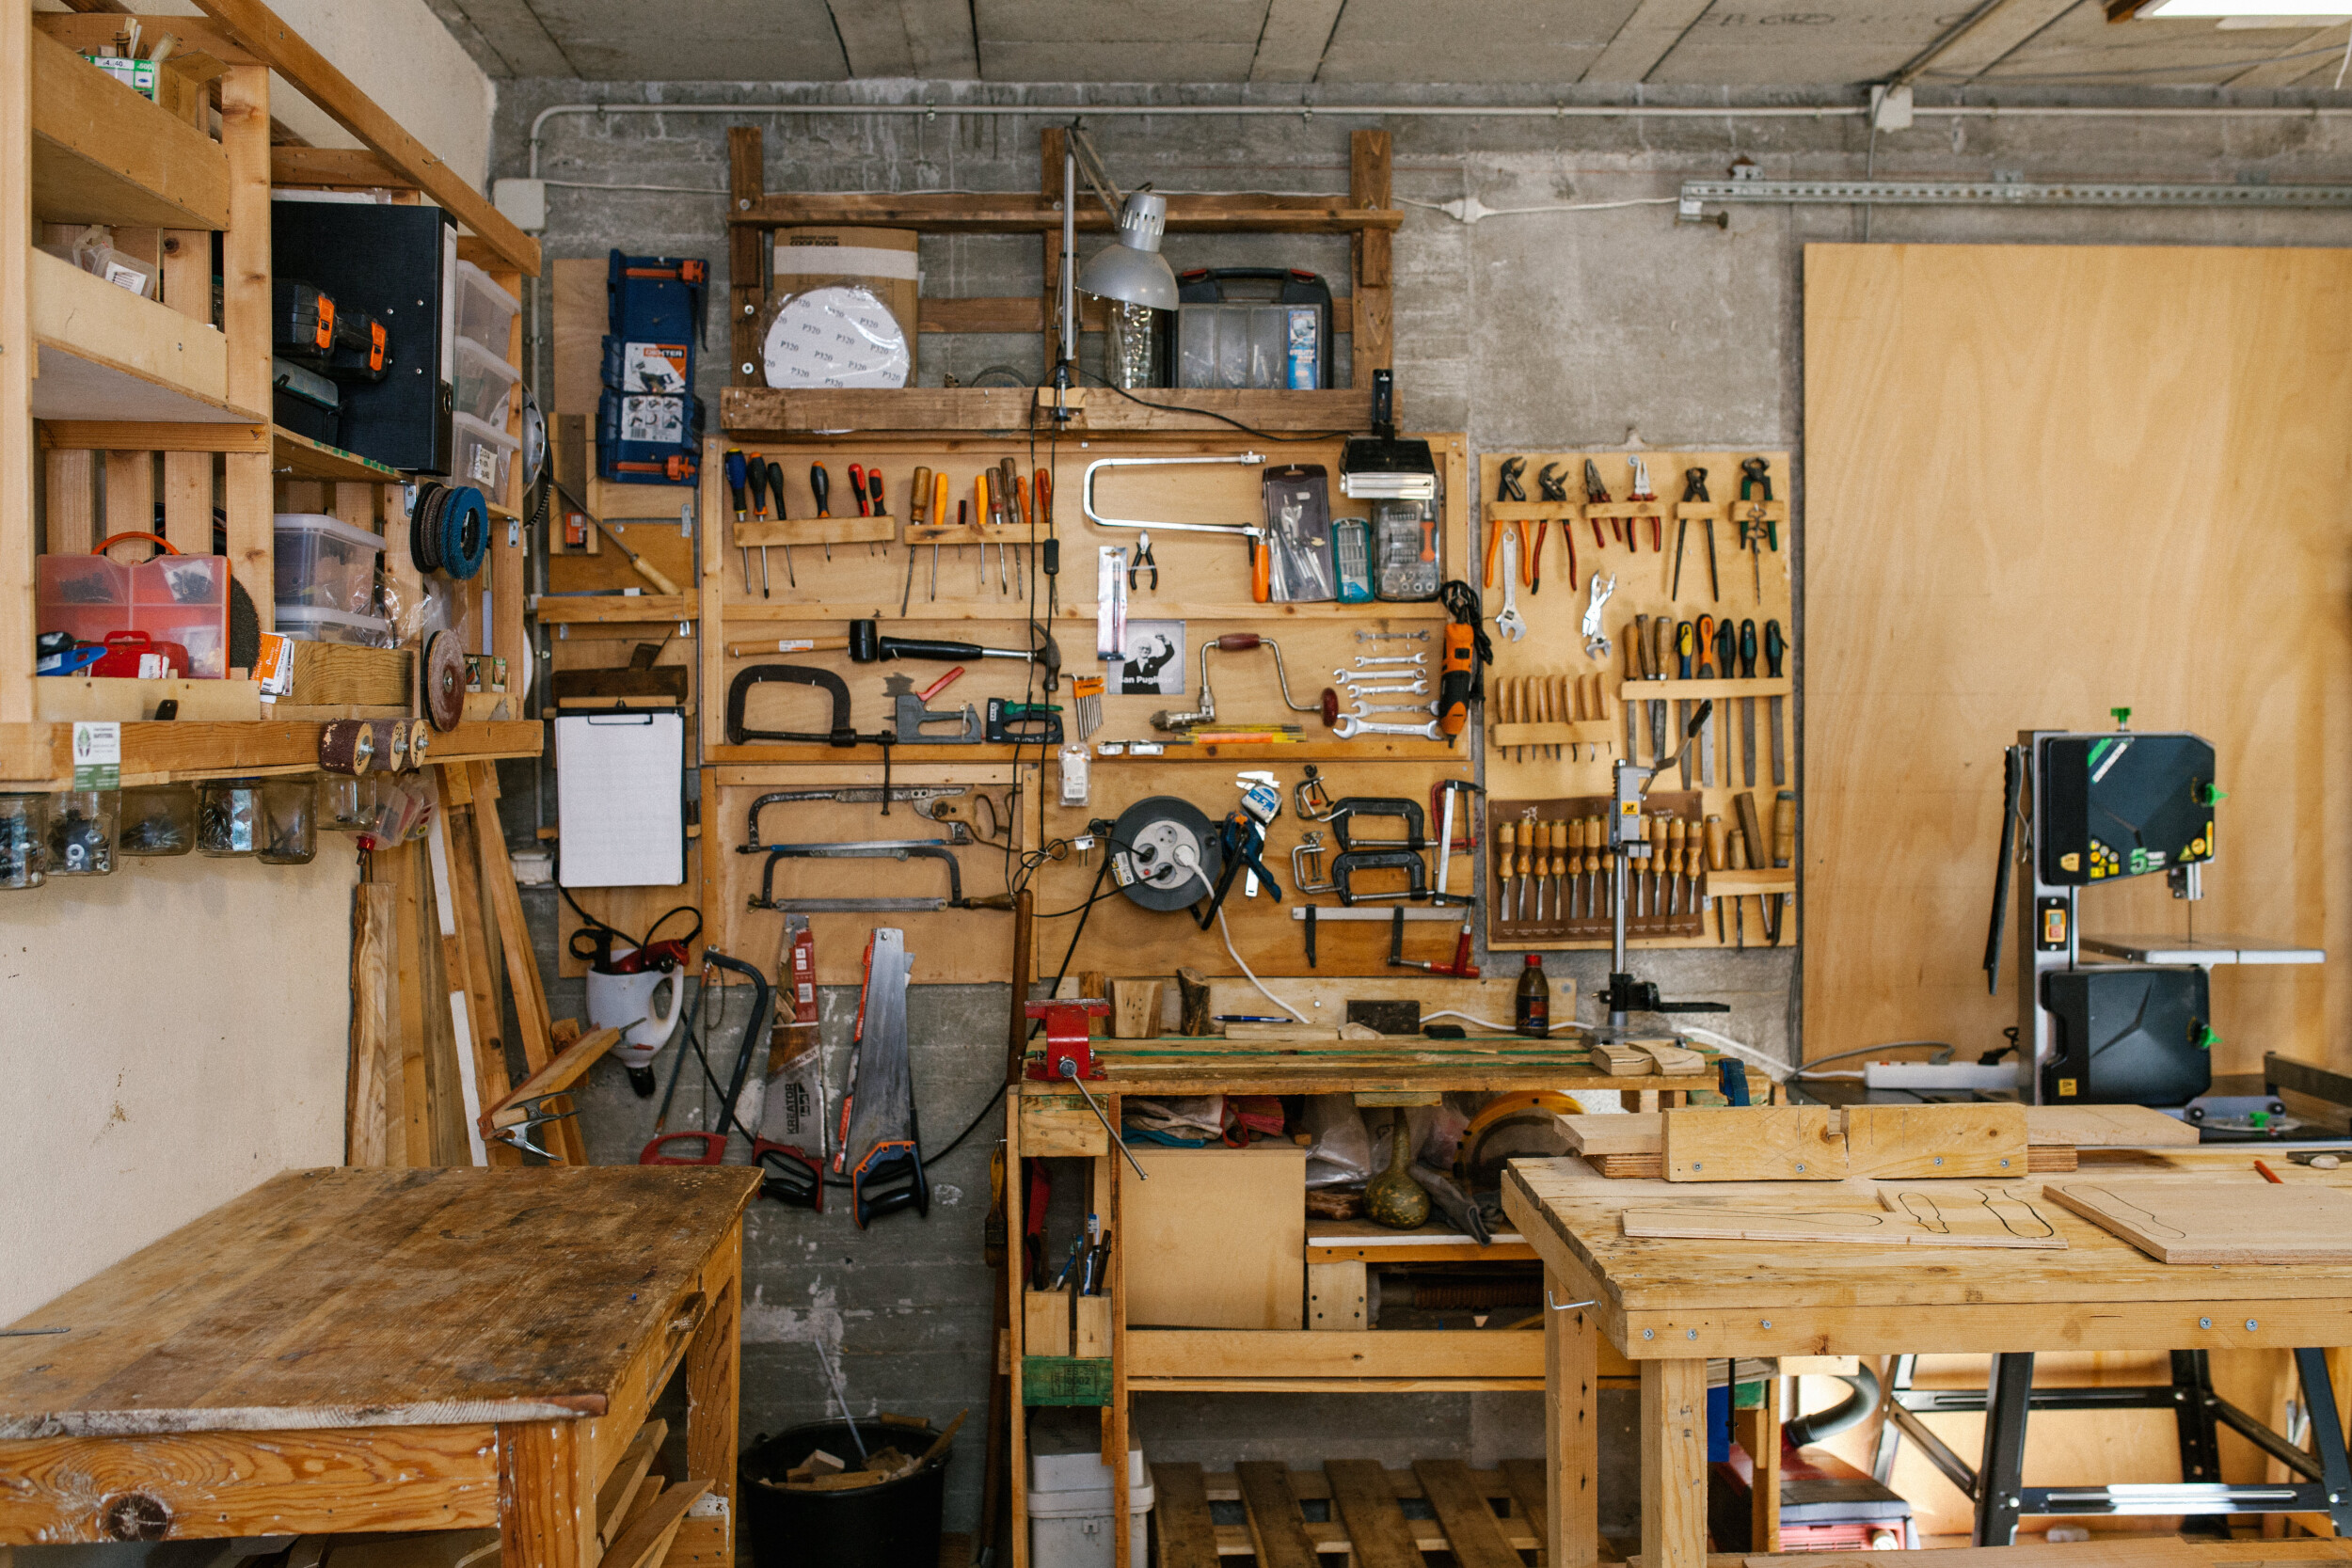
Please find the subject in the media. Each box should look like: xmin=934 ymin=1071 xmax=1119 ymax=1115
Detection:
xmin=495 ymin=82 xmax=2352 ymax=1542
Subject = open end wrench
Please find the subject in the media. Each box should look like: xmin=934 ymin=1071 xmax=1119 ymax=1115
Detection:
xmin=1332 ymin=715 xmax=1443 ymax=740
xmin=1344 ymin=681 xmax=1430 ymax=697
xmin=1581 ymin=573 xmax=1616 ymax=660
xmin=1348 ymin=700 xmax=1440 ymax=719
xmin=1494 ymin=535 xmax=1528 ymax=642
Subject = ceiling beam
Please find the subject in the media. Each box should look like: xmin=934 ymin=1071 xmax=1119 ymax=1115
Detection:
xmin=827 ymin=0 xmax=980 ymax=77
xmin=2224 ymin=23 xmax=2350 ymax=87
xmin=1914 ymin=0 xmax=2085 ymax=78
xmin=1580 ymin=0 xmax=1719 ymax=84
xmin=1248 ymin=0 xmax=1345 ymax=81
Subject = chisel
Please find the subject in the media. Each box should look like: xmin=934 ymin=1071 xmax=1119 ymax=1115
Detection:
xmin=1735 ymin=790 xmax=1767 ymax=951
xmin=1625 ymin=627 xmax=1645 ymax=764
xmin=1496 ymin=822 xmax=1516 ymax=924
xmin=1772 ymin=787 xmax=1796 ymax=945
xmin=1676 ymin=620 xmax=1695 ymax=788
xmin=1706 ymin=814 xmax=1726 ymax=942
xmin=1648 ymin=615 xmax=1671 ymax=765
xmin=1726 ymin=825 xmax=1747 ymax=949
xmin=1765 ymin=618 xmax=1787 ymax=786
xmin=1693 ymin=613 xmax=1717 ymax=785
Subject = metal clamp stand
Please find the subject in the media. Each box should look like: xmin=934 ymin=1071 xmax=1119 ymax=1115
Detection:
xmin=1870 ymin=1350 xmax=2352 ymax=1544
xmin=1597 ymin=704 xmax=1731 ymax=1037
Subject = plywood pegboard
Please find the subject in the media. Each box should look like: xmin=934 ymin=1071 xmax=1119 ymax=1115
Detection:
xmin=707 ymin=763 xmax=1032 ymax=985
xmin=1476 ymin=451 xmax=1793 ymax=951
xmin=1028 ymin=754 xmax=1478 ymax=982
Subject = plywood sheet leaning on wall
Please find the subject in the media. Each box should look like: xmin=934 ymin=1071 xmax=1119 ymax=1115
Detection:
xmin=1802 ymin=244 xmax=2352 ymax=1084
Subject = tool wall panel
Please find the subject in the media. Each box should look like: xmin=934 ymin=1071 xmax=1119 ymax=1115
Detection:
xmin=1478 ymin=451 xmax=1793 ymax=953
xmin=708 ymin=765 xmax=1030 ymax=985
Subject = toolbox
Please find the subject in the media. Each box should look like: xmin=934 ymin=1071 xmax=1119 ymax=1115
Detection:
xmin=597 ymin=250 xmax=707 ymax=485
xmin=1168 ymin=266 xmax=1333 ymax=390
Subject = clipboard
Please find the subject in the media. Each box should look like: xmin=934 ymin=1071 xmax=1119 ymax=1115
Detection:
xmin=555 ymin=710 xmax=687 ymax=887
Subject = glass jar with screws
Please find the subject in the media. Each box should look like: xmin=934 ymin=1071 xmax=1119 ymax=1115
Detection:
xmin=0 ymin=794 xmax=50 ymax=890
xmin=46 ymin=788 xmax=117 ymax=876
xmin=259 ymin=777 xmax=319 ymax=865
xmin=320 ymin=772 xmax=378 ymax=835
xmin=119 ymin=784 xmax=197 ymax=856
xmin=197 ymin=778 xmax=264 ymax=857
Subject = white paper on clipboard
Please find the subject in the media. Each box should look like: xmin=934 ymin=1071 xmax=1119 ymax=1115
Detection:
xmin=555 ymin=711 xmax=685 ymax=887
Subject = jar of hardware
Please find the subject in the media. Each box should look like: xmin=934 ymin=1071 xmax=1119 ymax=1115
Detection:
xmin=320 ymin=772 xmax=378 ymax=835
xmin=46 ymin=788 xmax=117 ymax=876
xmin=259 ymin=777 xmax=318 ymax=865
xmin=119 ymin=784 xmax=196 ymax=856
xmin=197 ymin=778 xmax=263 ymax=856
xmin=0 ymin=794 xmax=49 ymax=890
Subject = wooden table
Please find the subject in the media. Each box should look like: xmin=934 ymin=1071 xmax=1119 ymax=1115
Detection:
xmin=1502 ymin=1150 xmax=2352 ymax=1568
xmin=0 ymin=1166 xmax=759 ymax=1567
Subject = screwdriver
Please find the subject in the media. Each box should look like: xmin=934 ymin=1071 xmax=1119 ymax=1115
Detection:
xmin=760 ymin=458 xmax=793 ymax=586
xmin=909 ymin=466 xmax=933 ymax=603
xmin=975 ymin=472 xmax=993 ymax=592
xmin=932 ymin=470 xmax=950 ymax=600
xmin=866 ymin=467 xmax=886 ymax=558
xmin=745 ymin=454 xmax=773 ymax=597
xmin=724 ymin=448 xmax=752 ymax=593
xmin=809 ymin=462 xmax=834 ymax=563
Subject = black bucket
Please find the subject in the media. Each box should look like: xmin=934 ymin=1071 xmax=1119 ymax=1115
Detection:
xmin=741 ymin=1418 xmax=949 ymax=1568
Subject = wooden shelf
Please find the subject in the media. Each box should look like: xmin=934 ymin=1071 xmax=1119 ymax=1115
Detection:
xmin=535 ymin=594 xmax=695 ymax=626
xmin=1123 ymin=1329 xmax=1542 ymax=1391
xmin=721 ymin=386 xmax=1375 ymax=439
xmin=718 ymin=599 xmax=1448 ymax=625
xmin=30 ymin=29 xmax=229 ymax=231
xmin=29 ymin=245 xmax=256 ymax=423
xmin=0 ymin=719 xmax=542 ymax=790
xmin=732 ymin=193 xmax=1401 ymax=235
xmin=273 ymin=426 xmax=405 ymax=483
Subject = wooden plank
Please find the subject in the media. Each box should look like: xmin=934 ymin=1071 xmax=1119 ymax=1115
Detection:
xmin=42 ymin=449 xmax=97 ymax=554
xmin=727 ymin=127 xmax=763 ymax=388
xmin=1125 ymin=1329 xmax=1541 ymax=1384
xmin=28 ymin=245 xmax=234 ymax=412
xmin=485 ymin=1028 xmax=624 ymax=1135
xmin=285 ymin=641 xmax=410 ymax=707
xmin=1324 ymin=1458 xmax=1422 ymax=1568
xmin=498 ymin=1420 xmax=594 ymax=1568
xmin=1415 ymin=1458 xmax=1522 ymax=1568
xmin=1500 ymin=1456 xmax=1552 ymax=1560
xmin=1545 ymin=1281 xmax=1602 ymax=1567
xmin=2025 ymin=1103 xmax=2201 ymax=1148
xmin=1842 ymin=1102 xmax=2027 ymax=1179
xmin=601 ymin=1481 xmax=707 ymax=1568
xmin=0 ymin=1425 xmax=498 ymax=1544
xmin=681 ymin=1234 xmax=741 ymax=1555
xmin=472 ymin=761 xmax=555 ymax=1074
xmin=733 ymin=192 xmax=1401 ymax=233
xmin=270 ymin=146 xmax=418 ymax=189
xmin=1661 ymin=1107 xmax=1846 ymax=1181
xmin=161 ymin=449 xmax=211 ymax=552
xmin=186 ymin=0 xmax=537 ymax=274
xmin=103 ymin=448 xmax=153 ymax=541
xmin=720 ymin=385 xmax=1374 ymax=437
xmin=1305 ymin=1260 xmax=1367 ymax=1331
xmin=38 ymin=421 xmax=264 ymax=453
xmin=1349 ymin=129 xmax=1392 ymax=387
xmin=346 ymin=879 xmax=400 ymax=1166
xmin=1804 ymin=244 xmax=2352 ymax=1094
xmin=29 ymin=28 xmax=230 ymax=230
xmin=0 ymin=719 xmax=540 ymax=789
xmin=1642 ymin=1359 xmax=1708 ymax=1568
xmin=216 ymin=60 xmax=273 ymax=634
xmin=1564 ymin=1113 xmax=1663 ymax=1156
xmin=1151 ymin=1461 xmax=1218 ymax=1568
xmin=1125 ymin=1148 xmax=1305 ymax=1330
xmin=2042 ymin=1179 xmax=2352 ymax=1264
xmin=0 ymin=1168 xmax=757 ymax=1436
xmin=1233 ymin=1462 xmax=1320 ymax=1568
xmin=1620 ymin=1193 xmax=2065 ymax=1248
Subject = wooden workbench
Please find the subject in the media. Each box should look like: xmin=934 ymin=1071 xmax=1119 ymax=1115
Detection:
xmin=1006 ymin=1036 xmax=1708 ymax=1568
xmin=0 ymin=1166 xmax=759 ymax=1566
xmin=1502 ymin=1148 xmax=2352 ymax=1568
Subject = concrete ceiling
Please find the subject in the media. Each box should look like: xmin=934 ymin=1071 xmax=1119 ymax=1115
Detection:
xmin=423 ymin=0 xmax=2352 ymax=90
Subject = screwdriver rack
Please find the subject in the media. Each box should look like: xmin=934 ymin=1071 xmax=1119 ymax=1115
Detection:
xmin=1478 ymin=450 xmax=1797 ymax=952
xmin=1487 ymin=792 xmax=1708 ymax=944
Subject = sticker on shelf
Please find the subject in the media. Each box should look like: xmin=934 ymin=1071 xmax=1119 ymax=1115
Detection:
xmin=72 ymin=721 xmax=120 ymax=791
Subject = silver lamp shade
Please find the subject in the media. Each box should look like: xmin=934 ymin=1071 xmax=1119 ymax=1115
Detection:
xmin=1077 ymin=187 xmax=1179 ymax=310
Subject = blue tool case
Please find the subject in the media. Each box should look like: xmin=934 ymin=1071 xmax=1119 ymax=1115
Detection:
xmin=597 ymin=251 xmax=708 ymax=485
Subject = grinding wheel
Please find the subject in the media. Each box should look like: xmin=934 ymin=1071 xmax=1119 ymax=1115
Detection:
xmin=423 ymin=630 xmax=467 ymax=732
xmin=1111 ymin=796 xmax=1222 ymax=912
xmin=409 ymin=482 xmax=442 ymax=574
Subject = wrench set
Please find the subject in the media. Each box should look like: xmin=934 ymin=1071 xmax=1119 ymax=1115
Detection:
xmin=1477 ymin=450 xmax=1798 ymax=953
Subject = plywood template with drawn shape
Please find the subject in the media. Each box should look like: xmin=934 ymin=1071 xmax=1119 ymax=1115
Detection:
xmin=2040 ymin=1179 xmax=2352 ymax=1265
xmin=1874 ymin=1184 xmax=2065 ymax=1247
xmin=1661 ymin=1105 xmax=1845 ymax=1181
xmin=1841 ymin=1102 xmax=2027 ymax=1179
xmin=1621 ymin=1191 xmax=2063 ymax=1249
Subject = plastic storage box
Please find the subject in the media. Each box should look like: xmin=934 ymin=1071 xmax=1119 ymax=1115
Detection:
xmin=453 ymin=336 xmax=520 ymax=425
xmin=1027 ymin=1436 xmax=1150 ymax=1568
xmin=453 ymin=260 xmax=520 ymax=356
xmin=274 ymin=513 xmax=385 ymax=617
xmin=275 ymin=604 xmax=394 ymax=647
xmin=38 ymin=551 xmax=229 ymax=678
xmin=450 ymin=411 xmax=518 ymax=495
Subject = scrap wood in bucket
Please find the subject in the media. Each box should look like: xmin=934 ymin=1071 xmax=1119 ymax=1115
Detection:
xmin=760 ymin=1409 xmax=965 ymax=1492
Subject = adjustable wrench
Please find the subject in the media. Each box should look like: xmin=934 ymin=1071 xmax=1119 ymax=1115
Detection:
xmin=1581 ymin=573 xmax=1616 ymax=661
xmin=1494 ymin=534 xmax=1528 ymax=642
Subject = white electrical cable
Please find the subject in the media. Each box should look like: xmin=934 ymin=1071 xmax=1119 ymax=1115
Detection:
xmin=1423 ymin=1008 xmax=1515 ymax=1031
xmin=1675 ymin=1024 xmax=1795 ymax=1084
xmin=1399 ymin=194 xmax=1681 ymax=224
xmin=1216 ymin=905 xmax=1311 ymax=1023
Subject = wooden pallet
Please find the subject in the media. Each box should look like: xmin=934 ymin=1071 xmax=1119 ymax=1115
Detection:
xmin=1152 ymin=1457 xmax=1582 ymax=1566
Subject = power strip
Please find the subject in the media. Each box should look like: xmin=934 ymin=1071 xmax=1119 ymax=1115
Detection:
xmin=1862 ymin=1061 xmax=2024 ymax=1092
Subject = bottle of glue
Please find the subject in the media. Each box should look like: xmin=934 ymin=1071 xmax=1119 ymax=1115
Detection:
xmin=1515 ymin=954 xmax=1550 ymax=1038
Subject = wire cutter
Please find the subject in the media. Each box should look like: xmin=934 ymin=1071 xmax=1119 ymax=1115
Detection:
xmin=1129 ymin=531 xmax=1157 ymax=591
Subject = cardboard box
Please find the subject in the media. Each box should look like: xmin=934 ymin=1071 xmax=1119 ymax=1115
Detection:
xmin=1125 ymin=1146 xmax=1306 ymax=1329
xmin=761 ymin=227 xmax=917 ymax=388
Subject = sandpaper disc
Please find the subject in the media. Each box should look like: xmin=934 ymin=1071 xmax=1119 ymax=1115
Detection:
xmin=409 ymin=482 xmax=442 ymax=574
xmin=423 ymin=629 xmax=467 ymax=731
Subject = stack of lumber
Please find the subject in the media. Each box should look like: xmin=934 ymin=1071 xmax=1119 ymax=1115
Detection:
xmin=1559 ymin=1102 xmax=2197 ymax=1180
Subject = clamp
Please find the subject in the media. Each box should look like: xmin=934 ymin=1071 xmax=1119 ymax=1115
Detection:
xmin=1294 ymin=765 xmax=1337 ymax=821
xmin=1129 ymin=531 xmax=1158 ymax=591
xmin=1187 ymin=811 xmax=1283 ymax=930
xmin=726 ymin=663 xmax=892 ymax=748
xmin=1333 ymin=847 xmax=1429 ymax=907
xmin=1328 ymin=796 xmax=1427 ymax=852
xmin=1024 ymin=1000 xmax=1150 ymax=1181
xmin=484 ymin=1092 xmax=577 ymax=1159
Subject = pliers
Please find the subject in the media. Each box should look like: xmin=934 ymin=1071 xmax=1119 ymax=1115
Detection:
xmin=1538 ymin=463 xmax=1576 ymax=593
xmin=1482 ymin=516 xmax=1532 ymax=590
xmin=1496 ymin=455 xmax=1527 ymax=503
xmin=1129 ymin=531 xmax=1157 ymax=591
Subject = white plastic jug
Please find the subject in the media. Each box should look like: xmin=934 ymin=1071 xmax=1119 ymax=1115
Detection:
xmin=586 ymin=945 xmax=684 ymax=1085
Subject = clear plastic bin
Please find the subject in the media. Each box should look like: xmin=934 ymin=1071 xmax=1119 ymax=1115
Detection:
xmin=36 ymin=555 xmax=128 ymax=648
xmin=453 ymin=336 xmax=521 ymax=425
xmin=274 ymin=512 xmax=386 ymax=617
xmin=274 ymin=604 xmax=394 ymax=647
xmin=450 ymin=410 xmax=518 ymax=495
xmin=130 ymin=553 xmax=228 ymax=678
xmin=453 ymin=260 xmax=520 ymax=356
